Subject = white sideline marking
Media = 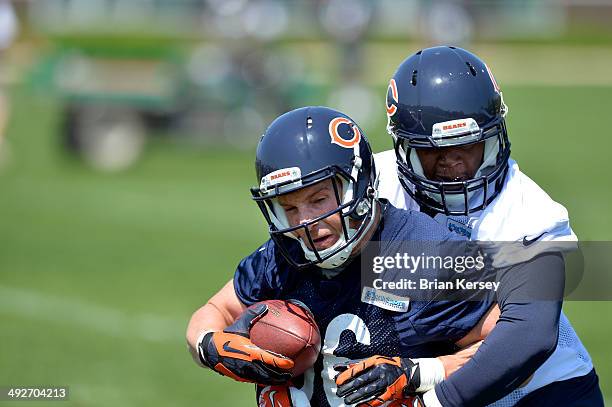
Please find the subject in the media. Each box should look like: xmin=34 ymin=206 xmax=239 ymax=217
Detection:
xmin=0 ymin=285 xmax=185 ymax=343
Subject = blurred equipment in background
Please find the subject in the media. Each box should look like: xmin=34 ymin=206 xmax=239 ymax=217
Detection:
xmin=25 ymin=0 xmax=317 ymax=170
xmin=18 ymin=0 xmax=611 ymax=171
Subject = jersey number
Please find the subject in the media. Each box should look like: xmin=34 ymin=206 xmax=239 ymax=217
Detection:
xmin=300 ymin=313 xmax=371 ymax=407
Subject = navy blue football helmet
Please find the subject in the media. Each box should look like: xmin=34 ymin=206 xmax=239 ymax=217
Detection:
xmin=251 ymin=106 xmax=379 ymax=270
xmin=386 ymin=46 xmax=511 ymax=216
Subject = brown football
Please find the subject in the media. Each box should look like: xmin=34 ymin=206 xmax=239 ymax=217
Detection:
xmin=248 ymin=299 xmax=321 ymax=376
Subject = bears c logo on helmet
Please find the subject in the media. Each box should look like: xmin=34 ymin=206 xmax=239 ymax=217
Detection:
xmin=329 ymin=117 xmax=361 ymax=148
xmin=386 ymin=78 xmax=399 ymax=117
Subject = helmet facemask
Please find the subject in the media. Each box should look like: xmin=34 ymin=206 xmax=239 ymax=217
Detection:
xmin=252 ymin=163 xmax=379 ymax=272
xmin=391 ymin=117 xmax=510 ymax=216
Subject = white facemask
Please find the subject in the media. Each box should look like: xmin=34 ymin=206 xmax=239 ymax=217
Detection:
xmin=268 ymin=174 xmax=379 ymax=271
xmin=409 ymin=137 xmax=500 ymax=211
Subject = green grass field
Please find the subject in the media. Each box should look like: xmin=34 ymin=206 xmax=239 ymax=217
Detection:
xmin=1 ymin=84 xmax=610 ymax=405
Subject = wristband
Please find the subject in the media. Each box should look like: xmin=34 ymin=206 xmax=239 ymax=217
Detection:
xmin=410 ymin=358 xmax=445 ymax=392
xmin=196 ymin=329 xmax=217 ymax=367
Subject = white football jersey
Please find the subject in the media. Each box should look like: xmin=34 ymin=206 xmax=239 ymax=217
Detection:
xmin=374 ymin=149 xmax=593 ymax=406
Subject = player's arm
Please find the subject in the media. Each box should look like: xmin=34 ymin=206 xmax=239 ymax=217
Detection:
xmin=333 ymin=233 xmax=502 ymax=406
xmin=332 ymin=308 xmax=494 ymax=407
xmin=186 ymin=279 xmax=294 ymax=385
xmin=425 ymin=252 xmax=564 ymax=406
xmin=186 ymin=279 xmax=247 ymax=353
xmin=436 ymin=304 xmax=499 ymax=377
xmin=334 ymin=250 xmax=559 ymax=407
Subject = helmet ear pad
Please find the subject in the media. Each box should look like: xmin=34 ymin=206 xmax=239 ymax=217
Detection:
xmin=408 ymin=148 xmax=426 ymax=179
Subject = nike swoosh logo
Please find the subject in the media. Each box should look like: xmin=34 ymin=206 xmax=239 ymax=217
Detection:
xmin=522 ymin=232 xmax=546 ymax=246
xmin=222 ymin=341 xmax=250 ymax=356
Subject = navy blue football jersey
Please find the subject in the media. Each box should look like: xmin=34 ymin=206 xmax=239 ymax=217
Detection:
xmin=234 ymin=204 xmax=492 ymax=406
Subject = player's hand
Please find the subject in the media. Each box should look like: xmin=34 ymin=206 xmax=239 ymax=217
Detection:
xmin=197 ymin=303 xmax=294 ymax=385
xmin=257 ymin=385 xmax=311 ymax=407
xmin=334 ymin=356 xmax=419 ymax=407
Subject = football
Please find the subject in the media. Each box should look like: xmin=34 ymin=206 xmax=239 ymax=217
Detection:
xmin=249 ymin=299 xmax=321 ymax=376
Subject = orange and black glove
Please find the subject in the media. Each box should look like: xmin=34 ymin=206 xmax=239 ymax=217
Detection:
xmin=334 ymin=356 xmax=420 ymax=407
xmin=197 ymin=303 xmax=294 ymax=385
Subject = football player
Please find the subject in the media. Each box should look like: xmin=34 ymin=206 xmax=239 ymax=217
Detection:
xmin=186 ymin=106 xmax=498 ymax=407
xmin=335 ymin=46 xmax=603 ymax=406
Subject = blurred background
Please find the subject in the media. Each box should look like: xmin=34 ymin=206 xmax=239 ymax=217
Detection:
xmin=1 ymin=0 xmax=611 ymax=405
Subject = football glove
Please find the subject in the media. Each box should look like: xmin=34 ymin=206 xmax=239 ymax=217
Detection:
xmin=257 ymin=385 xmax=311 ymax=407
xmin=197 ymin=303 xmax=294 ymax=385
xmin=335 ymin=356 xmax=441 ymax=406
